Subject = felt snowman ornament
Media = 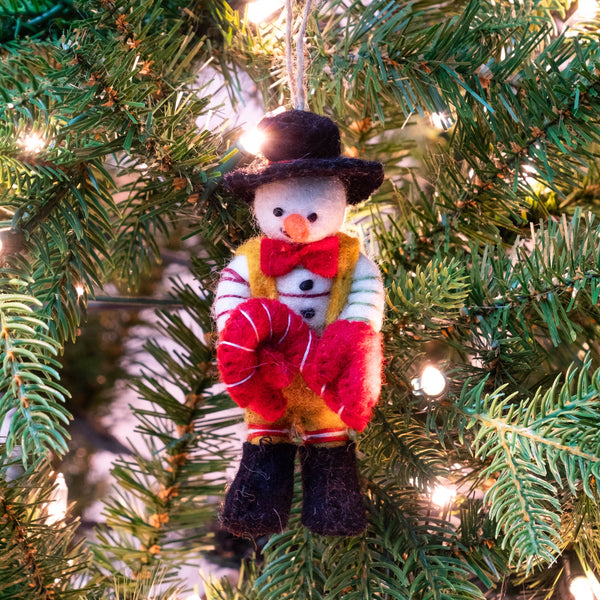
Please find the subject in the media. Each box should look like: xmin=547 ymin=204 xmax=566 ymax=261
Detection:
xmin=214 ymin=110 xmax=384 ymax=537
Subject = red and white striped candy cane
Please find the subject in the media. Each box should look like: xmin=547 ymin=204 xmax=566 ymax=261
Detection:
xmin=217 ymin=298 xmax=316 ymax=422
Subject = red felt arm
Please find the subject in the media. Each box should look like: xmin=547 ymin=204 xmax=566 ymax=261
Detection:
xmin=304 ymin=320 xmax=383 ymax=431
xmin=217 ymin=298 xmax=315 ymax=422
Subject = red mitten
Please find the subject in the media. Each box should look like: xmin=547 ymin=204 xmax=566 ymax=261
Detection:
xmin=304 ymin=320 xmax=383 ymax=431
xmin=217 ymin=298 xmax=316 ymax=422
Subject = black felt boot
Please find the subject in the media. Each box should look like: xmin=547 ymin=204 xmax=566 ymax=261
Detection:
xmin=299 ymin=442 xmax=367 ymax=536
xmin=221 ymin=441 xmax=297 ymax=537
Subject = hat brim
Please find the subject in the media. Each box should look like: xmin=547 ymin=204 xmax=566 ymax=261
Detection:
xmin=224 ymin=157 xmax=384 ymax=205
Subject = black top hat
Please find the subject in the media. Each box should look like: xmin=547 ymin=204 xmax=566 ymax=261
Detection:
xmin=224 ymin=110 xmax=384 ymax=205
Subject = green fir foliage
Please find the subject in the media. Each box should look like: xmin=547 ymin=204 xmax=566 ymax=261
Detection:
xmin=88 ymin=275 xmax=237 ymax=594
xmin=2 ymin=0 xmax=600 ymax=598
xmin=0 ymin=458 xmax=86 ymax=599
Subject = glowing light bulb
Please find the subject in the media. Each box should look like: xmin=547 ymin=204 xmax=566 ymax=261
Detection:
xmin=576 ymin=0 xmax=598 ymax=19
xmin=0 ymin=408 xmax=15 ymax=445
xmin=46 ymin=473 xmax=68 ymax=525
xmin=246 ymin=0 xmax=285 ymax=23
xmin=570 ymin=576 xmax=596 ymax=600
xmin=75 ymin=284 xmax=85 ymax=298
xmin=411 ymin=365 xmax=448 ymax=399
xmin=20 ymin=132 xmax=46 ymax=153
xmin=430 ymin=112 xmax=450 ymax=129
xmin=240 ymin=126 xmax=266 ymax=155
xmin=431 ymin=484 xmax=456 ymax=509
xmin=522 ymin=163 xmax=538 ymax=188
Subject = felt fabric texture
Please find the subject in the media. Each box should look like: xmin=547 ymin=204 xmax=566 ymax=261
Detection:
xmin=247 ymin=423 xmax=292 ymax=443
xmin=224 ymin=110 xmax=384 ymax=205
xmin=253 ymin=177 xmax=347 ymax=242
xmin=283 ymin=213 xmax=310 ymax=242
xmin=217 ymin=298 xmax=317 ymax=422
xmin=221 ymin=441 xmax=297 ymax=536
xmin=338 ymin=253 xmax=386 ymax=332
xmin=324 ymin=235 xmax=361 ymax=326
xmin=246 ymin=373 xmax=347 ymax=441
xmin=215 ymin=237 xmax=381 ymax=334
xmin=260 ymin=110 xmax=342 ymax=161
xmin=213 ymin=255 xmax=252 ymax=333
xmin=302 ymin=428 xmax=350 ymax=445
xmin=216 ymin=111 xmax=386 ymax=539
xmin=304 ymin=320 xmax=383 ymax=432
xmin=260 ymin=236 xmax=339 ymax=278
xmin=299 ymin=442 xmax=367 ymax=535
xmin=235 ymin=233 xmax=360 ymax=326
xmin=218 ymin=235 xmax=380 ymax=432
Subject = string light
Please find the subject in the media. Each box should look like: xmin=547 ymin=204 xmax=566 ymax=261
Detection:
xmin=575 ymin=0 xmax=598 ymax=19
xmin=570 ymin=576 xmax=596 ymax=600
xmin=521 ymin=163 xmax=539 ymax=188
xmin=411 ymin=365 xmax=448 ymax=399
xmin=239 ymin=125 xmax=267 ymax=155
xmin=239 ymin=106 xmax=286 ymax=155
xmin=431 ymin=483 xmax=457 ymax=509
xmin=75 ymin=284 xmax=85 ymax=298
xmin=246 ymin=0 xmax=285 ymax=23
xmin=565 ymin=0 xmax=599 ymax=34
xmin=184 ymin=587 xmax=202 ymax=600
xmin=19 ymin=132 xmax=46 ymax=153
xmin=430 ymin=112 xmax=451 ymax=129
xmin=46 ymin=473 xmax=68 ymax=525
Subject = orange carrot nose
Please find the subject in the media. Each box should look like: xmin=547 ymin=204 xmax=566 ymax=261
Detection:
xmin=283 ymin=214 xmax=310 ymax=243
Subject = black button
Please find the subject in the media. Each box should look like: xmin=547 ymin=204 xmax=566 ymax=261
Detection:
xmin=301 ymin=308 xmax=315 ymax=319
xmin=299 ymin=279 xmax=314 ymax=291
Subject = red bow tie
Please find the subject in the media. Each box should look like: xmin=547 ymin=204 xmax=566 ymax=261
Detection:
xmin=260 ymin=236 xmax=339 ymax=278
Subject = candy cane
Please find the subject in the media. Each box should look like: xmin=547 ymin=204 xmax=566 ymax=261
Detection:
xmin=216 ymin=298 xmax=317 ymax=421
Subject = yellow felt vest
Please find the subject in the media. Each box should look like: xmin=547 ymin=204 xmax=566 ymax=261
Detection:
xmin=235 ymin=233 xmax=360 ymax=325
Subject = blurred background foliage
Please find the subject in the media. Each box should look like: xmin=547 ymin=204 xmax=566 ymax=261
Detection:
xmin=2 ymin=0 xmax=600 ymax=598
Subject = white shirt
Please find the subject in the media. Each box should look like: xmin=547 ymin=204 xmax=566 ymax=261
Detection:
xmin=213 ymin=250 xmax=384 ymax=333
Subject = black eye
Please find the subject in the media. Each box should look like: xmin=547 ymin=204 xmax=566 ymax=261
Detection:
xmin=273 ymin=207 xmax=284 ymax=217
xmin=307 ymin=212 xmax=318 ymax=223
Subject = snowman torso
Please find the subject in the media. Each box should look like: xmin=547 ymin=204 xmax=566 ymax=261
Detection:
xmin=214 ymin=250 xmax=383 ymax=333
xmin=214 ymin=254 xmax=333 ymax=332
xmin=214 ymin=176 xmax=385 ymax=334
xmin=272 ymin=266 xmax=333 ymax=330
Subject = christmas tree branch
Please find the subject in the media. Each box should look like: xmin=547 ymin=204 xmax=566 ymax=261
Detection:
xmin=24 ymin=1 xmax=73 ymax=29
xmin=0 ymin=292 xmax=70 ymax=464
xmin=89 ymin=275 xmax=235 ymax=593
xmin=0 ymin=460 xmax=86 ymax=598
xmin=436 ymin=359 xmax=600 ymax=569
xmin=476 ymin=412 xmax=600 ymax=464
xmin=381 ymin=210 xmax=600 ymax=353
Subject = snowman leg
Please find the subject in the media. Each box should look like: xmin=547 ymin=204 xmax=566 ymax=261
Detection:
xmin=221 ymin=413 xmax=296 ymax=537
xmin=299 ymin=441 xmax=366 ymax=536
xmin=297 ymin=391 xmax=366 ymax=536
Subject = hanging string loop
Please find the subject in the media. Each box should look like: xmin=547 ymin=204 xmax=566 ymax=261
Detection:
xmin=285 ymin=0 xmax=314 ymax=111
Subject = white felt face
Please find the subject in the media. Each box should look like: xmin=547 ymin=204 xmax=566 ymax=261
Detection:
xmin=253 ymin=177 xmax=347 ymax=242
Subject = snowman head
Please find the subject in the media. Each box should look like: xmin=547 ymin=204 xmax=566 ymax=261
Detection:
xmin=225 ymin=110 xmax=384 ymax=220
xmin=253 ymin=176 xmax=346 ymax=243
